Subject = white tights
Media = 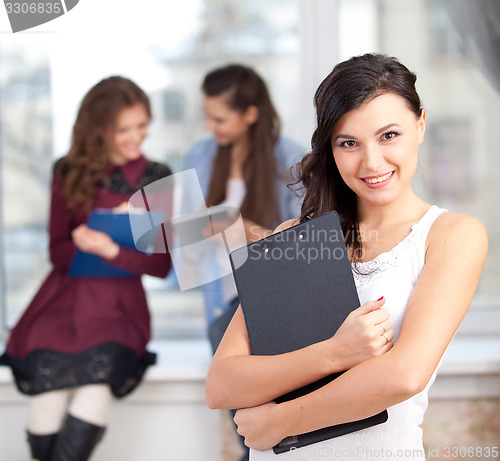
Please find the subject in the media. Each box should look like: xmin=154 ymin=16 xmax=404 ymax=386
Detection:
xmin=27 ymin=384 xmax=113 ymax=435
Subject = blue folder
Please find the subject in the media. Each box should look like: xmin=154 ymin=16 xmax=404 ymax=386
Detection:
xmin=68 ymin=210 xmax=164 ymax=277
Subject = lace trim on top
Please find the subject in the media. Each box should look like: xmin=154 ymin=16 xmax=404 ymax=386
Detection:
xmin=352 ymin=206 xmax=438 ymax=289
xmin=53 ymin=158 xmax=172 ymax=195
xmin=101 ymin=161 xmax=172 ymax=194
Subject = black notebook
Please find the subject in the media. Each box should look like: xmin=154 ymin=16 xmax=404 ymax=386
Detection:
xmin=229 ymin=211 xmax=388 ymax=454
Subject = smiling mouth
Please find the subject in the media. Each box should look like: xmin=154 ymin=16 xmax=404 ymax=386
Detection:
xmin=361 ymin=171 xmax=394 ymax=184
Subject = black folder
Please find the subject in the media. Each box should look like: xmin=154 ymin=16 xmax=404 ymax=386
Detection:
xmin=229 ymin=211 xmax=388 ymax=454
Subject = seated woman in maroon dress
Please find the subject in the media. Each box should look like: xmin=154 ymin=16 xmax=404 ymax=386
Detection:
xmin=0 ymin=76 xmax=172 ymax=460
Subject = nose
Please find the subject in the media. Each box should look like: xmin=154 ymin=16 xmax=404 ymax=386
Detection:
xmin=362 ymin=143 xmax=384 ymax=172
xmin=133 ymin=129 xmax=145 ymax=143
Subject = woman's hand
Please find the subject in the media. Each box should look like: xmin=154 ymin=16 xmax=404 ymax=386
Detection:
xmin=234 ymin=401 xmax=286 ymax=451
xmin=72 ymin=224 xmax=120 ymax=260
xmin=326 ymin=297 xmax=394 ymax=371
xmin=113 ymin=201 xmax=130 ymax=212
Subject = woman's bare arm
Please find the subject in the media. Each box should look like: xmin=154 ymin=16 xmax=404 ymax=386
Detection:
xmin=205 ymin=219 xmax=394 ymax=409
xmin=233 ymin=212 xmax=488 ymax=450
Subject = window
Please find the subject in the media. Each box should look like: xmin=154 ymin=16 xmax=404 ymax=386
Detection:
xmin=0 ymin=0 xmax=302 ymax=339
xmin=379 ymin=0 xmax=500 ymax=309
xmin=162 ymin=90 xmax=185 ymax=122
xmin=0 ymin=39 xmax=53 ymax=335
xmin=1 ymin=0 xmax=498 ymax=342
xmin=426 ymin=120 xmax=475 ymax=200
xmin=428 ymin=0 xmax=467 ymax=60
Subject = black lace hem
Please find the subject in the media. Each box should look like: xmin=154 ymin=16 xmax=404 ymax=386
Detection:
xmin=0 ymin=342 xmax=156 ymax=398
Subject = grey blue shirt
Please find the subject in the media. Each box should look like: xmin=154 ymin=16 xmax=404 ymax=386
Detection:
xmin=182 ymin=135 xmax=305 ymax=325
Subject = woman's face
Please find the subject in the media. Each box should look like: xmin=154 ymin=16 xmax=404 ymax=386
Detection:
xmin=108 ymin=102 xmax=150 ymax=165
xmin=330 ymin=93 xmax=425 ymax=208
xmin=203 ymin=95 xmax=258 ymax=147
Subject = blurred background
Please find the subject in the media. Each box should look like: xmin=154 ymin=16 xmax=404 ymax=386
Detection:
xmin=0 ymin=0 xmax=499 ymax=460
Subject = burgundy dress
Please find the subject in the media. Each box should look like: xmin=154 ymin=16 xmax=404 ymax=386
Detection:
xmin=0 ymin=155 xmax=172 ymax=398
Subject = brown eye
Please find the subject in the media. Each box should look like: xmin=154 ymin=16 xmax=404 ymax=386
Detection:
xmin=383 ymin=131 xmax=399 ymax=141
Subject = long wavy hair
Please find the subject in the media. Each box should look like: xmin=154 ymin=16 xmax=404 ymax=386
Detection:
xmin=203 ymin=64 xmax=281 ymax=229
xmin=61 ymin=76 xmax=151 ymax=211
xmin=292 ymin=53 xmax=423 ymax=263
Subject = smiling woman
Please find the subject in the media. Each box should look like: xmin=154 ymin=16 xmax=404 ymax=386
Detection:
xmin=0 ymin=76 xmax=173 ymax=461
xmin=331 ymin=93 xmax=424 ymax=211
xmin=108 ymin=103 xmax=150 ymax=166
xmin=205 ymin=53 xmax=488 ymax=461
xmin=183 ymin=63 xmax=304 ymax=461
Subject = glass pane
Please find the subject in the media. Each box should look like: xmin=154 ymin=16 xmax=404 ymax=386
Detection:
xmin=0 ymin=37 xmax=53 ymax=329
xmin=0 ymin=0 xmax=301 ymax=337
xmin=379 ymin=0 xmax=500 ymax=308
xmin=146 ymin=0 xmax=301 ymax=336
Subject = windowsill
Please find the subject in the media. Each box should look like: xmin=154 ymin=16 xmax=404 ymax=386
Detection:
xmin=1 ymin=334 xmax=499 ymax=402
xmin=436 ymin=336 xmax=500 ymax=375
xmin=429 ymin=334 xmax=500 ymax=399
xmin=143 ymin=338 xmax=213 ymax=382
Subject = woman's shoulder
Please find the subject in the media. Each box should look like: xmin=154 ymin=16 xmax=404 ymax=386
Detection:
xmin=144 ymin=159 xmax=173 ymax=179
xmin=431 ymin=210 xmax=487 ymax=237
xmin=183 ymin=136 xmax=218 ymax=171
xmin=275 ymin=136 xmax=304 ymax=158
xmin=428 ymin=209 xmax=488 ymax=256
xmin=274 ymin=136 xmax=305 ymax=177
xmin=52 ymin=156 xmax=70 ymax=176
xmin=273 ymin=217 xmax=301 ymax=234
xmin=186 ymin=136 xmax=218 ymax=158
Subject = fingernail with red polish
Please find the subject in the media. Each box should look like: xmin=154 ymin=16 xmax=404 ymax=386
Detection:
xmin=377 ymin=296 xmax=384 ymax=301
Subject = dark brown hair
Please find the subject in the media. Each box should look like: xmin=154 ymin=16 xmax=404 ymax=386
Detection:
xmin=203 ymin=64 xmax=281 ymax=229
xmin=293 ymin=53 xmax=423 ymax=262
xmin=62 ymin=76 xmax=151 ymax=211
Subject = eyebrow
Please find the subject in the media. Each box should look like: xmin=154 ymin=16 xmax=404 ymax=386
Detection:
xmin=334 ymin=123 xmax=401 ymax=141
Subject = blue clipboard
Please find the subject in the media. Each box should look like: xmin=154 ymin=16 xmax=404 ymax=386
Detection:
xmin=68 ymin=209 xmax=164 ymax=277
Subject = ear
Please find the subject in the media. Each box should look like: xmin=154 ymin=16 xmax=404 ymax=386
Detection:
xmin=244 ymin=105 xmax=259 ymax=125
xmin=417 ymin=109 xmax=426 ymax=144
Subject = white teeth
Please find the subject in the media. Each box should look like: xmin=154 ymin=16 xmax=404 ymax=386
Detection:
xmin=364 ymin=172 xmax=393 ymax=184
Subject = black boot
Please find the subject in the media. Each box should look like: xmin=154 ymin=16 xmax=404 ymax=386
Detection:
xmin=26 ymin=431 xmax=58 ymax=461
xmin=51 ymin=414 xmax=105 ymax=461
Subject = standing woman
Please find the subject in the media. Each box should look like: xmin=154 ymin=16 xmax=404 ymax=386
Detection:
xmin=182 ymin=64 xmax=303 ymax=461
xmin=183 ymin=63 xmax=303 ymax=338
xmin=205 ymin=54 xmax=488 ymax=460
xmin=0 ymin=76 xmax=172 ymax=460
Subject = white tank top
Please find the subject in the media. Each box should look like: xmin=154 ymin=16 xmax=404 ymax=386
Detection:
xmin=250 ymin=205 xmax=447 ymax=461
xmin=219 ymin=177 xmax=246 ymax=210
